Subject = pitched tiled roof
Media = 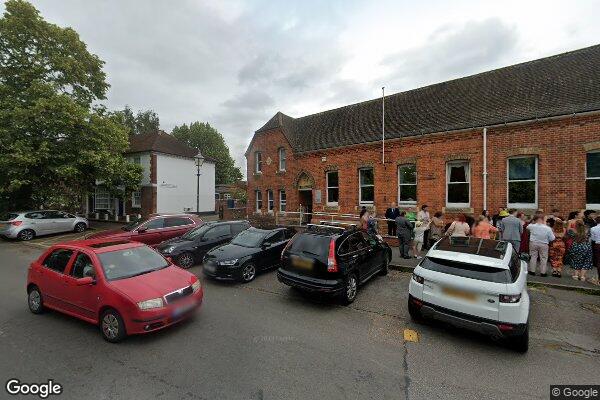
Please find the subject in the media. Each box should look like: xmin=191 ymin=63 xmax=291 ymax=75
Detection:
xmin=126 ymin=130 xmax=199 ymax=158
xmin=255 ymin=44 xmax=600 ymax=153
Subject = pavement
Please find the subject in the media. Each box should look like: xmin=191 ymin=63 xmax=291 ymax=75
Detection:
xmin=0 ymin=239 xmax=599 ymax=399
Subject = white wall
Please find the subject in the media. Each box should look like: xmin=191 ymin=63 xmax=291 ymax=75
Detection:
xmin=156 ymin=153 xmax=215 ymax=213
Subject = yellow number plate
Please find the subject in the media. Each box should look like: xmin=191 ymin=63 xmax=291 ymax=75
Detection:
xmin=292 ymin=257 xmax=313 ymax=270
xmin=442 ymin=287 xmax=477 ymax=302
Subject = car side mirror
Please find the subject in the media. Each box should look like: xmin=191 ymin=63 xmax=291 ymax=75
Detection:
xmin=519 ymin=253 xmax=531 ymax=262
xmin=137 ymin=227 xmax=147 ymax=234
xmin=77 ymin=276 xmax=95 ymax=286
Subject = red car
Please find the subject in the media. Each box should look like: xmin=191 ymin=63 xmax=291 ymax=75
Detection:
xmin=26 ymin=239 xmax=203 ymax=342
xmin=86 ymin=213 xmax=202 ymax=246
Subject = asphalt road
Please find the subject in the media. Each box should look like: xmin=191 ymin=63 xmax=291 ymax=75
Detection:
xmin=0 ymin=236 xmax=599 ymax=400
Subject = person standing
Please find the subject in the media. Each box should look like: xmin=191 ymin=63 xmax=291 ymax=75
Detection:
xmin=359 ymin=206 xmax=369 ymax=231
xmin=367 ymin=212 xmax=378 ymax=236
xmin=590 ymin=216 xmax=600 ymax=286
xmin=583 ymin=210 xmax=597 ymax=230
xmin=548 ymin=219 xmax=566 ymax=278
xmin=385 ymin=202 xmax=400 ymax=236
xmin=446 ymin=214 xmax=470 ymax=237
xmin=417 ymin=205 xmax=431 ymax=250
xmin=527 ymin=215 xmax=555 ymax=277
xmin=482 ymin=210 xmax=492 ymax=223
xmin=472 ymin=215 xmax=499 ymax=239
xmin=429 ymin=212 xmax=445 ymax=247
xmin=499 ymin=209 xmax=523 ymax=252
xmin=492 ymin=207 xmax=506 ymax=228
xmin=412 ymin=220 xmax=428 ymax=259
xmin=396 ymin=211 xmax=413 ymax=259
xmin=567 ymin=220 xmax=593 ymax=281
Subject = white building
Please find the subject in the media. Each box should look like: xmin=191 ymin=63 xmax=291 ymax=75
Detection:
xmin=88 ymin=131 xmax=215 ymax=217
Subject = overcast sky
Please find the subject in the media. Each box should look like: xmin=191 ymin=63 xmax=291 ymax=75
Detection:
xmin=5 ymin=0 xmax=600 ymax=175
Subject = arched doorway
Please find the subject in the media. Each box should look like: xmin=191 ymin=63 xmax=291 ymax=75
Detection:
xmin=295 ymin=171 xmax=314 ymax=225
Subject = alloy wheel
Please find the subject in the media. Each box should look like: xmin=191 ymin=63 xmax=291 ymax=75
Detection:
xmin=19 ymin=230 xmax=34 ymax=241
xmin=242 ymin=264 xmax=256 ymax=282
xmin=29 ymin=290 xmax=41 ymax=312
xmin=75 ymin=223 xmax=86 ymax=233
xmin=102 ymin=314 xmax=119 ymax=340
xmin=178 ymin=253 xmax=194 ymax=269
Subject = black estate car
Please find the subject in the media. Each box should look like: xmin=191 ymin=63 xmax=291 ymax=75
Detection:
xmin=203 ymin=227 xmax=295 ymax=283
xmin=278 ymin=224 xmax=392 ymax=305
xmin=156 ymin=220 xmax=251 ymax=268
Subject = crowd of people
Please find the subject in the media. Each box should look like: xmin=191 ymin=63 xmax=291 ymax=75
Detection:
xmin=358 ymin=204 xmax=600 ymax=286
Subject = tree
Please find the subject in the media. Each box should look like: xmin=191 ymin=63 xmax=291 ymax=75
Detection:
xmin=114 ymin=106 xmax=160 ymax=136
xmin=0 ymin=0 xmax=142 ymax=211
xmin=172 ymin=122 xmax=243 ymax=184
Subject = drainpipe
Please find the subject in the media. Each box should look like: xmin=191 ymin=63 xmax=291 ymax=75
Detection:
xmin=483 ymin=127 xmax=488 ymax=211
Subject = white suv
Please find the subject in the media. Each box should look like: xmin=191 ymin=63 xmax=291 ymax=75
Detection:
xmin=408 ymin=236 xmax=530 ymax=352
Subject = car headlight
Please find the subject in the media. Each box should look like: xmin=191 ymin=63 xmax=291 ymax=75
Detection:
xmin=137 ymin=298 xmax=164 ymax=310
xmin=218 ymin=259 xmax=238 ymax=266
xmin=163 ymin=246 xmax=176 ymax=254
xmin=192 ymin=280 xmax=201 ymax=293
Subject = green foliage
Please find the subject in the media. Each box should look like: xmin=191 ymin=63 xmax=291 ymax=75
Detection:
xmin=0 ymin=0 xmax=142 ymax=211
xmin=114 ymin=105 xmax=160 ymax=136
xmin=172 ymin=122 xmax=243 ymax=184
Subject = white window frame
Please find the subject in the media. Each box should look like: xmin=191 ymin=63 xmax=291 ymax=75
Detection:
xmin=255 ymin=190 xmax=262 ymax=212
xmin=223 ymin=193 xmax=232 ymax=200
xmin=131 ymin=190 xmax=141 ymax=208
xmin=267 ymin=189 xmax=274 ymax=213
xmin=94 ymin=187 xmax=111 ymax=210
xmin=507 ymin=156 xmax=538 ymax=209
xmin=446 ymin=161 xmax=470 ymax=208
xmin=359 ymin=168 xmax=374 ymax=205
xmin=279 ymin=190 xmax=287 ymax=212
xmin=326 ymin=171 xmax=339 ymax=206
xmin=397 ymin=164 xmax=417 ymax=206
xmin=278 ymin=148 xmax=286 ymax=171
xmin=586 ymin=150 xmax=600 ymax=209
xmin=255 ymin=151 xmax=262 ymax=173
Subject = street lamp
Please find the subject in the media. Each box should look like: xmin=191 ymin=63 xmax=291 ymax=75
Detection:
xmin=195 ymin=152 xmax=205 ymax=213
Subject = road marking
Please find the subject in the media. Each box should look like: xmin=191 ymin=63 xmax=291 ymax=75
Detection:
xmin=403 ymin=329 xmax=419 ymax=342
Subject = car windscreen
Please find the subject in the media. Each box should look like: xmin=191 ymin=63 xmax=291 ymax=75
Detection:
xmin=420 ymin=257 xmax=512 ymax=283
xmin=120 ymin=218 xmax=146 ymax=231
xmin=287 ymin=234 xmax=331 ymax=260
xmin=0 ymin=212 xmax=19 ymax=221
xmin=230 ymin=229 xmax=267 ymax=247
xmin=182 ymin=224 xmax=212 ymax=240
xmin=98 ymin=246 xmax=169 ymax=281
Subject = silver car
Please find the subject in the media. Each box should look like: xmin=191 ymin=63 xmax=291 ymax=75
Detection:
xmin=0 ymin=210 xmax=88 ymax=241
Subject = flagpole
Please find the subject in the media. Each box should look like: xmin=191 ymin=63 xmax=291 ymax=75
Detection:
xmin=382 ymin=86 xmax=385 ymax=164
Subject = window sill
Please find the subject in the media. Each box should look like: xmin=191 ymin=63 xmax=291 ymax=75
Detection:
xmin=443 ymin=206 xmax=474 ymax=214
xmin=587 ymin=204 xmax=600 ymax=210
xmin=508 ymin=204 xmax=538 ymax=210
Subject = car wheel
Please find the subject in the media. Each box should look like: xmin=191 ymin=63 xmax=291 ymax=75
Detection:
xmin=74 ymin=222 xmax=87 ymax=233
xmin=241 ymin=262 xmax=256 ymax=283
xmin=28 ymin=286 xmax=44 ymax=314
xmin=341 ymin=273 xmax=358 ymax=305
xmin=379 ymin=256 xmax=389 ymax=276
xmin=510 ymin=323 xmax=529 ymax=353
xmin=176 ymin=252 xmax=195 ymax=269
xmin=408 ymin=299 xmax=422 ymax=322
xmin=18 ymin=229 xmax=35 ymax=241
xmin=100 ymin=309 xmax=127 ymax=343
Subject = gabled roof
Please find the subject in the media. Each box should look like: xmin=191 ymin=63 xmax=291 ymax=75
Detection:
xmin=255 ymin=44 xmax=600 ymax=153
xmin=126 ymin=130 xmax=199 ymax=158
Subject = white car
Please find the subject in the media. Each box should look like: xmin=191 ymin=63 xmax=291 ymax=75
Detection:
xmin=0 ymin=210 xmax=88 ymax=241
xmin=408 ymin=236 xmax=530 ymax=352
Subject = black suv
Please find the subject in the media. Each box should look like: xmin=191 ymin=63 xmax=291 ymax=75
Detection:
xmin=278 ymin=225 xmax=392 ymax=305
xmin=156 ymin=220 xmax=251 ymax=268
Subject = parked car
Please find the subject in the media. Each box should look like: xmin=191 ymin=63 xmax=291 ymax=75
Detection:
xmin=408 ymin=236 xmax=530 ymax=352
xmin=26 ymin=239 xmax=203 ymax=342
xmin=278 ymin=224 xmax=392 ymax=305
xmin=86 ymin=213 xmax=202 ymax=246
xmin=0 ymin=210 xmax=88 ymax=241
xmin=202 ymin=227 xmax=295 ymax=282
xmin=156 ymin=220 xmax=251 ymax=269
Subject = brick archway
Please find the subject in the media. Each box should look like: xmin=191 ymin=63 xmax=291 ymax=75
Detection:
xmin=293 ymin=170 xmax=314 ymax=189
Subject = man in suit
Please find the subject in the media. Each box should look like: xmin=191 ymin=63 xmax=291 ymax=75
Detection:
xmin=396 ymin=211 xmax=413 ymax=259
xmin=499 ymin=208 xmax=523 ymax=252
xmin=385 ymin=202 xmax=400 ymax=236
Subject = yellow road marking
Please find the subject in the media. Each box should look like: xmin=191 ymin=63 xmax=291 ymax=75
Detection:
xmin=403 ymin=329 xmax=419 ymax=342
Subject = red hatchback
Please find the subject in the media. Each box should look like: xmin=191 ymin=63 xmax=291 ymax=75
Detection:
xmin=26 ymin=239 xmax=203 ymax=342
xmin=86 ymin=214 xmax=202 ymax=246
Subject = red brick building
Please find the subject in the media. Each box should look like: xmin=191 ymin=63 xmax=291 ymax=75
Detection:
xmin=245 ymin=45 xmax=600 ymax=220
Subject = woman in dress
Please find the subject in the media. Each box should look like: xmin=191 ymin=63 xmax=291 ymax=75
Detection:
xmin=446 ymin=214 xmax=470 ymax=237
xmin=567 ymin=220 xmax=593 ymax=281
xmin=548 ymin=219 xmax=566 ymax=278
xmin=518 ymin=213 xmax=530 ymax=254
xmin=429 ymin=212 xmax=445 ymax=247
xmin=472 ymin=215 xmax=498 ymax=239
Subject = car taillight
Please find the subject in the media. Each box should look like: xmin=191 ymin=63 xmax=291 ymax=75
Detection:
xmin=498 ymin=323 xmax=515 ymax=332
xmin=499 ymin=294 xmax=521 ymax=303
xmin=10 ymin=221 xmax=22 ymax=226
xmin=412 ymin=273 xmax=424 ymax=284
xmin=327 ymin=239 xmax=338 ymax=272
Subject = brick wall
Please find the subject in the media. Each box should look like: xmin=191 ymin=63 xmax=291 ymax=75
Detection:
xmin=246 ymin=113 xmax=600 ymax=221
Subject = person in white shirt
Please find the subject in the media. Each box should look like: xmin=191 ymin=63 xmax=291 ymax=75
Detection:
xmin=417 ymin=205 xmax=431 ymax=250
xmin=591 ymin=217 xmax=600 ymax=286
xmin=527 ymin=215 xmax=556 ymax=277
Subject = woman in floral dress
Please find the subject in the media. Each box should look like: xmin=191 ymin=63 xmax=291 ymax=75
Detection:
xmin=567 ymin=221 xmax=593 ymax=281
xmin=548 ymin=219 xmax=566 ymax=278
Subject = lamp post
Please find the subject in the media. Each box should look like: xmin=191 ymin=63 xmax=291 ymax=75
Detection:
xmin=194 ymin=152 xmax=205 ymax=213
